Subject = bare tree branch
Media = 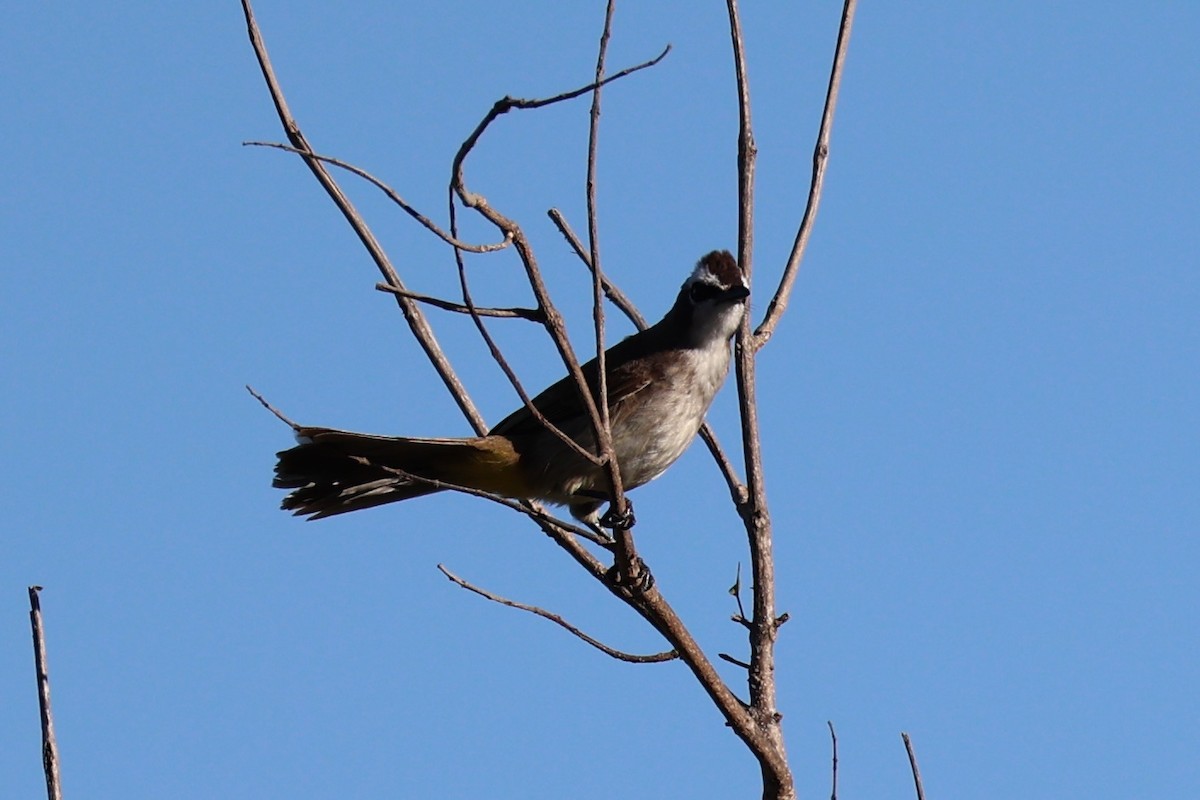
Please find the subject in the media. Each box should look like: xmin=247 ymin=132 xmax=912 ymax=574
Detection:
xmin=239 ymin=0 xmax=488 ymax=434
xmin=374 ymin=282 xmax=544 ymax=321
xmin=902 ymin=732 xmax=927 ymax=800
xmin=583 ymin=0 xmax=642 ymax=591
xmin=246 ymin=384 xmax=301 ymax=431
xmin=438 ymin=565 xmax=677 ymax=663
xmin=724 ymin=1 xmax=794 ymax=795
xmin=372 ymin=464 xmax=614 ymax=547
xmin=243 ymin=140 xmax=512 ymax=254
xmin=753 ymin=0 xmax=858 ymax=348
xmin=718 ymin=652 xmax=751 ymax=669
xmin=548 ymin=208 xmax=646 ymax=327
xmin=829 ymin=721 xmax=839 ymax=800
xmin=28 ymin=586 xmax=63 ymax=800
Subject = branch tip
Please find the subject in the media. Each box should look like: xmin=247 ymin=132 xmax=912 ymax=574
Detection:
xmin=246 ymin=385 xmax=300 ymax=430
xmin=901 ymin=731 xmax=927 ymax=800
xmin=718 ymin=652 xmax=752 ymax=670
xmin=437 ymin=564 xmax=676 ymax=664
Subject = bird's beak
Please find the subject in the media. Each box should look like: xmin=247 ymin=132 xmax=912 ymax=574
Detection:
xmin=719 ymin=285 xmax=750 ymax=303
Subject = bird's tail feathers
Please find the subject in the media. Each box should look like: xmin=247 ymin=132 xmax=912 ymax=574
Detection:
xmin=274 ymin=427 xmax=522 ymax=520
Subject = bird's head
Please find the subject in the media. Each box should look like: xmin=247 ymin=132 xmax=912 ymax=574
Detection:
xmin=672 ymin=250 xmax=749 ymax=347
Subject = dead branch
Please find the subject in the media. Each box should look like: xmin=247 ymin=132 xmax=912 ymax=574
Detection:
xmin=439 ymin=31 xmax=677 ymax=591
xmin=718 ymin=652 xmax=751 ymax=669
xmin=721 ymin=4 xmax=858 ymax=789
xmin=584 ymin=1 xmax=636 ymax=583
xmin=28 ymin=586 xmax=63 ymax=800
xmin=754 ymin=0 xmax=858 ymax=348
xmin=373 ymin=465 xmax=614 ymax=547
xmin=438 ymin=565 xmax=677 ymax=663
xmin=240 ymin=0 xmax=488 ymax=434
xmin=726 ymin=0 xmax=774 ymax=710
xmin=828 ymin=721 xmax=839 ymax=800
xmin=724 ymin=1 xmax=794 ymax=795
xmin=246 ymin=384 xmax=301 ymax=430
xmin=374 ymin=282 xmax=544 ymax=321
xmin=547 ymin=208 xmax=646 ymax=327
xmin=243 ymin=140 xmax=512 ymax=254
xmin=902 ymin=732 xmax=927 ymax=800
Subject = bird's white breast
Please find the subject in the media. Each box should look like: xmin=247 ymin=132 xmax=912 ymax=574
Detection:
xmin=611 ymin=342 xmax=732 ymax=489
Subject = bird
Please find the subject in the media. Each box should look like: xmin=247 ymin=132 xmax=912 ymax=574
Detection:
xmin=271 ymin=249 xmax=749 ymax=528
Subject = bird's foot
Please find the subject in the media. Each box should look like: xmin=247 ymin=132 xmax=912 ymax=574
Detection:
xmin=606 ymin=556 xmax=654 ymax=592
xmin=599 ymin=501 xmax=636 ymax=531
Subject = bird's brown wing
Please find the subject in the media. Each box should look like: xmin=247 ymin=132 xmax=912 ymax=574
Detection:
xmin=489 ymin=343 xmax=658 ymax=439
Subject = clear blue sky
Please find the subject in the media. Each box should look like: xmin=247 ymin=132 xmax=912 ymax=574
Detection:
xmin=3 ymin=2 xmax=1197 ymax=798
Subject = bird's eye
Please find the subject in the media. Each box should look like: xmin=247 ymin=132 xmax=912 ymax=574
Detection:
xmin=689 ymin=282 xmax=721 ymax=303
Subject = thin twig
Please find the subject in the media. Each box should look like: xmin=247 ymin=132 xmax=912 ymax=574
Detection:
xmin=718 ymin=652 xmax=751 ymax=669
xmin=726 ymin=0 xmax=775 ymax=702
xmin=28 ymin=586 xmax=63 ymax=800
xmin=724 ymin=2 xmax=796 ymax=795
xmin=375 ymin=465 xmax=614 ymax=547
xmin=729 ymin=561 xmax=747 ymax=620
xmin=240 ymin=0 xmax=487 ymax=434
xmin=453 ymin=47 xmax=670 ymax=183
xmin=753 ymin=0 xmax=857 ymax=348
xmin=727 ymin=0 xmax=758 ymax=285
xmin=243 ymin=141 xmax=512 ymax=254
xmin=548 ymin=208 xmax=646 ymax=326
xmin=901 ymin=732 xmax=926 ymax=800
xmin=438 ymin=565 xmax=676 ymax=663
xmin=585 ymin=0 xmax=640 ymax=591
xmin=374 ymin=283 xmax=544 ymax=321
xmin=246 ymin=384 xmax=301 ymax=430
xmin=828 ymin=721 xmax=839 ymax=800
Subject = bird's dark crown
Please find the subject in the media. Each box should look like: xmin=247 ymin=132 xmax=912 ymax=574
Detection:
xmin=691 ymin=250 xmax=744 ymax=291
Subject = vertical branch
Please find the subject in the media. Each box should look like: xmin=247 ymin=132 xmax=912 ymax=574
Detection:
xmin=28 ymin=586 xmax=63 ymax=800
xmin=726 ymin=0 xmax=758 ymax=279
xmin=726 ymin=2 xmax=792 ymax=798
xmin=725 ymin=0 xmax=774 ymax=705
xmin=828 ymin=721 xmax=839 ymax=800
xmin=586 ymin=0 xmax=637 ymax=577
xmin=902 ymin=732 xmax=927 ymax=800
